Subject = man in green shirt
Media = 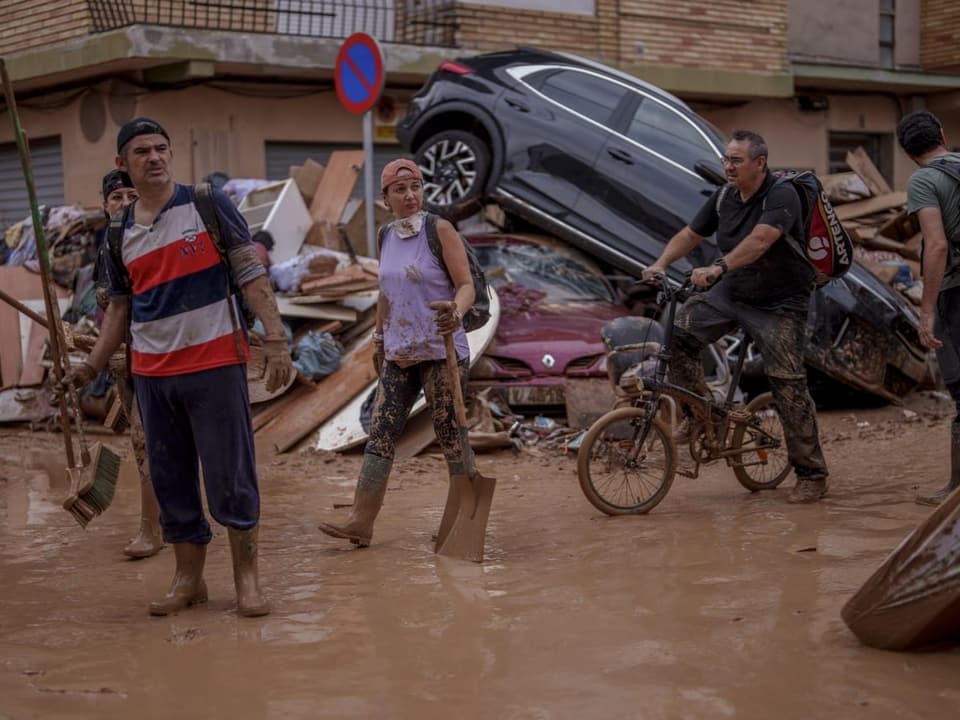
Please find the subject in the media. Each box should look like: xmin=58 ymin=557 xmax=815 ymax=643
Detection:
xmin=898 ymin=110 xmax=960 ymax=505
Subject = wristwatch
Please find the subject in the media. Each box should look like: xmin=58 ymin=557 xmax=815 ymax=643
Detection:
xmin=712 ymin=257 xmax=728 ymax=275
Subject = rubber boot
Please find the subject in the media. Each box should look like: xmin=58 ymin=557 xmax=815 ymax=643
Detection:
xmin=228 ymin=527 xmax=269 ymax=617
xmin=318 ymin=454 xmax=392 ymax=547
xmin=123 ymin=477 xmax=163 ymax=559
xmin=149 ymin=543 xmax=207 ymax=616
xmin=123 ymin=398 xmax=164 ymax=559
xmin=917 ymin=422 xmax=960 ymax=506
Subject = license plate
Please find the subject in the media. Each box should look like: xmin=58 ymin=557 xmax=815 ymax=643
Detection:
xmin=506 ymin=385 xmax=566 ymax=406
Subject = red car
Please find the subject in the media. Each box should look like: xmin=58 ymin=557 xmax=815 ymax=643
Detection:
xmin=466 ymin=233 xmax=629 ymax=423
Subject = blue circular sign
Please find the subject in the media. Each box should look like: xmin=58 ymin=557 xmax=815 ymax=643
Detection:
xmin=335 ymin=33 xmax=385 ymax=115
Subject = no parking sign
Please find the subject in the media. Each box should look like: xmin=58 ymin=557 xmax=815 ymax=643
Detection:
xmin=335 ymin=33 xmax=385 ymax=115
xmin=335 ymin=33 xmax=385 ymax=257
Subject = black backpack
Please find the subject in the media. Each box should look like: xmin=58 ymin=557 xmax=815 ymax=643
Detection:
xmin=377 ymin=213 xmax=491 ymax=332
xmin=107 ymin=182 xmax=255 ymax=328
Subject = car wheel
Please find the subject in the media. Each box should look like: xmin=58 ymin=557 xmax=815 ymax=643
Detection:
xmin=415 ymin=130 xmax=490 ymax=220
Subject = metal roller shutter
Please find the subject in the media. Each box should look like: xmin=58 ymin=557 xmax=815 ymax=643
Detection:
xmin=0 ymin=137 xmax=65 ymax=231
xmin=264 ymin=141 xmax=406 ymax=199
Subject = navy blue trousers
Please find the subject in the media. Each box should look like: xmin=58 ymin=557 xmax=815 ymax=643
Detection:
xmin=133 ymin=363 xmax=259 ymax=544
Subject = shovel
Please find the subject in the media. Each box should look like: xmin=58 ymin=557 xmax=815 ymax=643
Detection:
xmin=430 ymin=305 xmax=496 ymax=563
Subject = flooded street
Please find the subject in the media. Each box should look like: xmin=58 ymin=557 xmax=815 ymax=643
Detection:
xmin=2 ymin=396 xmax=959 ymax=719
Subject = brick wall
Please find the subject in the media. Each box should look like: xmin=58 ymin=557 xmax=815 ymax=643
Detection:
xmin=921 ymin=0 xmax=960 ymax=70
xmin=451 ymin=0 xmax=619 ymax=62
xmin=0 ymin=0 xmax=90 ymax=56
xmin=619 ymin=0 xmax=787 ymax=72
xmin=448 ymin=0 xmax=787 ymax=73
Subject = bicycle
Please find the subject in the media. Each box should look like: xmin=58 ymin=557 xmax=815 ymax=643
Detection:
xmin=577 ymin=276 xmax=791 ymax=515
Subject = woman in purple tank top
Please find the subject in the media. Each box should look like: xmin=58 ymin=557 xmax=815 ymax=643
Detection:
xmin=318 ymin=158 xmax=476 ymax=548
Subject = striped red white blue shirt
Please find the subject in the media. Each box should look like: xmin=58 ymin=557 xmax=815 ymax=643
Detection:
xmin=105 ymin=184 xmax=263 ymax=377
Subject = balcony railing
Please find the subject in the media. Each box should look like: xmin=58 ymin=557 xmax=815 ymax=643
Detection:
xmin=87 ymin=0 xmax=459 ymax=46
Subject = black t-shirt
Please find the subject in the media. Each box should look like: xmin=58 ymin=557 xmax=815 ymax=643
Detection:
xmin=691 ymin=171 xmax=814 ymax=306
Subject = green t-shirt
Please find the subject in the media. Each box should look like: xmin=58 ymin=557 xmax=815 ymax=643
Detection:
xmin=907 ymin=151 xmax=960 ymax=290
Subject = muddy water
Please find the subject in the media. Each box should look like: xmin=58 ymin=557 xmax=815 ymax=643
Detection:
xmin=1 ymin=399 xmax=959 ymax=719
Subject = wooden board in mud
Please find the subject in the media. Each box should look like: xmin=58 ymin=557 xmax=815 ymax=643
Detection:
xmin=313 ymin=288 xmax=501 ymax=452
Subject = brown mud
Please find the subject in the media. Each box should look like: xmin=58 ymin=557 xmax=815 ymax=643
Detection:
xmin=1 ymin=393 xmax=959 ymax=719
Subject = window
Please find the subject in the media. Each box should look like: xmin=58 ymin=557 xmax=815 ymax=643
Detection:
xmin=625 ymin=98 xmax=717 ymax=168
xmin=829 ymin=132 xmax=893 ymax=185
xmin=536 ymin=70 xmax=628 ymax=126
xmin=879 ymin=0 xmax=895 ymax=69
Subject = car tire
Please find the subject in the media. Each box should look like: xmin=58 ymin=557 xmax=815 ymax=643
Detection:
xmin=415 ymin=130 xmax=490 ymax=221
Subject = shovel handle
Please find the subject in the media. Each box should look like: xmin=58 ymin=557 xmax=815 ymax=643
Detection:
xmin=430 ymin=300 xmax=468 ymax=427
xmin=441 ymin=332 xmax=468 ymax=428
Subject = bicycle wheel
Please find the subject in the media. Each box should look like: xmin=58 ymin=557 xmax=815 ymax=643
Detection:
xmin=729 ymin=391 xmax=791 ymax=491
xmin=577 ymin=406 xmax=676 ymax=515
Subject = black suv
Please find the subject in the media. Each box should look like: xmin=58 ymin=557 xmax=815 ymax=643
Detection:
xmin=398 ymin=49 xmax=932 ymax=402
xmin=397 ymin=47 xmax=726 ymax=278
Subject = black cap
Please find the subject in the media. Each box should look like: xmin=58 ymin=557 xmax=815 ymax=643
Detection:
xmin=102 ymin=169 xmax=133 ymax=198
xmin=116 ymin=117 xmax=170 ymax=153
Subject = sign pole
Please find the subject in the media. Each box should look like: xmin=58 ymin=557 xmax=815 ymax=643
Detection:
xmin=363 ymin=109 xmax=376 ymax=258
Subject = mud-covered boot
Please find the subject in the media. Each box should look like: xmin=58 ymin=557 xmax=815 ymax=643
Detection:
xmin=124 ymin=408 xmax=163 ymax=559
xmin=228 ymin=527 xmax=269 ymax=617
xmin=787 ymin=476 xmax=829 ymax=504
xmin=318 ymin=453 xmax=391 ymax=547
xmin=917 ymin=422 xmax=960 ymax=506
xmin=124 ymin=480 xmax=163 ymax=558
xmin=149 ymin=543 xmax=207 ymax=616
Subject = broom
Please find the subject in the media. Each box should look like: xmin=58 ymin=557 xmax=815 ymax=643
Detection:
xmin=1 ymin=59 xmax=121 ymax=526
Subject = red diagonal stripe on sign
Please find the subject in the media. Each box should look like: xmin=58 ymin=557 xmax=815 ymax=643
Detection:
xmin=343 ymin=52 xmax=375 ymax=95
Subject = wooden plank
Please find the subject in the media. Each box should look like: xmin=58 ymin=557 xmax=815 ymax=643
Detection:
xmin=846 ymin=147 xmax=893 ymax=196
xmin=251 ymin=382 xmax=312 ymax=432
xmin=307 ymin=150 xmax=364 ymax=233
xmin=292 ymin=158 xmax=325 ymax=207
xmin=275 ymin=297 xmax=357 ymax=321
xmin=256 ymin=338 xmax=378 ymax=453
xmin=18 ymin=322 xmax=48 ymax=387
xmin=878 ymin=209 xmax=920 ymax=243
xmin=835 ymin=192 xmax=907 ymax=222
xmin=395 ymin=411 xmax=437 ymax=460
xmin=298 ymin=282 xmax=379 ymax=302
xmin=0 ymin=267 xmax=70 ymax=389
xmin=300 ymin=264 xmax=373 ymax=292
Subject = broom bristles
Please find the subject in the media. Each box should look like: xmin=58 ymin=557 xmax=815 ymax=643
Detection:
xmin=64 ymin=443 xmax=121 ymax=528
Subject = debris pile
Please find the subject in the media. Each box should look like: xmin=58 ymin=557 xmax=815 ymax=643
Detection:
xmin=823 ymin=146 xmax=922 ymax=305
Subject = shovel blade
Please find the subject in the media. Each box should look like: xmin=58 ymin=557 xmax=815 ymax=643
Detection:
xmin=436 ymin=472 xmax=496 ymax=563
xmin=434 ymin=474 xmax=462 ymax=552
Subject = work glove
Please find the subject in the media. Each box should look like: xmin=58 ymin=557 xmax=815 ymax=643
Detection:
xmin=261 ymin=337 xmax=293 ymax=393
xmin=433 ymin=301 xmax=462 ymax=335
xmin=52 ymin=361 xmax=98 ymax=405
xmin=62 ymin=361 xmax=98 ymax=392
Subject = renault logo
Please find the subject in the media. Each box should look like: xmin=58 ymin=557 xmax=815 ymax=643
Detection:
xmin=542 ymin=354 xmax=555 ymax=368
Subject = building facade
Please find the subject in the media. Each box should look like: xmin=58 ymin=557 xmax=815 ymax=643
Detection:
xmin=0 ymin=0 xmax=957 ymax=228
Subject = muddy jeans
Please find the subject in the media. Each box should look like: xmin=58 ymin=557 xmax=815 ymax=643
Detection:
xmin=670 ymin=283 xmax=828 ymax=480
xmin=366 ymin=358 xmax=469 ymax=465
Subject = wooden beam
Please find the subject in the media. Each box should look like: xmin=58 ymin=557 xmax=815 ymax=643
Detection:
xmin=846 ymin=146 xmax=893 ymax=196
xmin=256 ymin=338 xmax=378 ymax=454
xmin=835 ymin=192 xmax=907 ymax=222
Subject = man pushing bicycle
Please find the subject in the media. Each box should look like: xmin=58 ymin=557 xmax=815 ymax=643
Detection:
xmin=641 ymin=129 xmax=829 ymax=503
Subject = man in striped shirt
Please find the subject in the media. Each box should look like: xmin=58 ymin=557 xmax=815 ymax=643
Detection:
xmin=68 ymin=118 xmax=292 ymax=617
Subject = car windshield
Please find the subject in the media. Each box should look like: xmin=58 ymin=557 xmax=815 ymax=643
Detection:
xmin=474 ymin=243 xmax=615 ymax=303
